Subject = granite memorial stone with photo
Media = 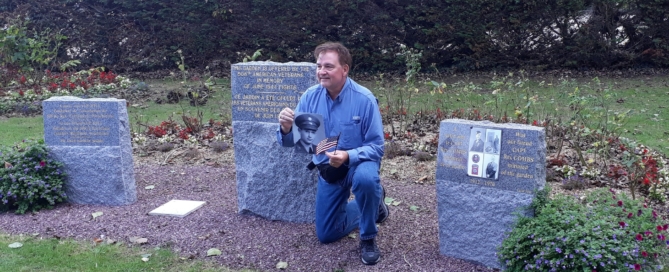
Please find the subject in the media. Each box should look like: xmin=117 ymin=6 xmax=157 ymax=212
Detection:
xmin=231 ymin=61 xmax=318 ymax=223
xmin=436 ymin=119 xmax=546 ymax=269
xmin=42 ymin=96 xmax=137 ymax=205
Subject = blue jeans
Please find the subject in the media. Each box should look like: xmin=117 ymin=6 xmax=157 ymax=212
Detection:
xmin=315 ymin=160 xmax=382 ymax=243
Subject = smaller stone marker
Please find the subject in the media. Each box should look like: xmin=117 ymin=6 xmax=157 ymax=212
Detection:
xmin=231 ymin=61 xmax=319 ymax=223
xmin=436 ymin=119 xmax=546 ymax=269
xmin=149 ymin=200 xmax=206 ymax=217
xmin=43 ymin=96 xmax=136 ymax=205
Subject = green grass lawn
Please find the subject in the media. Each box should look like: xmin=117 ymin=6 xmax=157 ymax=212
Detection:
xmin=0 ymin=116 xmax=43 ymax=146
xmin=0 ymin=234 xmax=231 ymax=271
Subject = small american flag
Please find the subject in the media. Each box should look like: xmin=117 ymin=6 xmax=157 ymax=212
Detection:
xmin=315 ymin=134 xmax=340 ymax=155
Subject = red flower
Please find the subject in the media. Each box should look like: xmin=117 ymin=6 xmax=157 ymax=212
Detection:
xmin=643 ymin=177 xmax=650 ymax=185
xmin=653 ymin=210 xmax=658 ymax=218
xmin=19 ymin=75 xmax=26 ymax=84
xmin=628 ymin=213 xmax=633 ymax=219
xmin=532 ymin=120 xmax=538 ymax=126
xmin=39 ymin=161 xmax=45 ymax=167
xmin=658 ymin=225 xmax=664 ymax=232
xmin=617 ymin=200 xmax=623 ymax=206
xmin=645 ymin=231 xmax=653 ymax=237
xmin=48 ymin=83 xmax=58 ymax=92
xmin=636 ymin=234 xmax=643 ymax=241
xmin=634 ymin=264 xmax=641 ymax=270
xmin=384 ymin=132 xmax=391 ymax=140
xmin=642 ymin=251 xmax=648 ymax=257
xmin=18 ymin=90 xmax=24 ymax=96
xmin=658 ymin=234 xmax=666 ymax=241
xmin=664 ymin=224 xmax=668 ymax=231
xmin=619 ymin=221 xmax=627 ymax=228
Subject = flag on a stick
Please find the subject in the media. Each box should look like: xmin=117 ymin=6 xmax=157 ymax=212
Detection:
xmin=315 ymin=133 xmax=340 ymax=155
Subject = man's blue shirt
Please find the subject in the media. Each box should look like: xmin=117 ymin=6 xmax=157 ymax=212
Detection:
xmin=277 ymin=78 xmax=384 ymax=166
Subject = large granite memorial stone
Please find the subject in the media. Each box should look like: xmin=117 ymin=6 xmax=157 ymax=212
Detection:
xmin=231 ymin=62 xmax=318 ymax=223
xmin=436 ymin=119 xmax=546 ymax=269
xmin=42 ymin=96 xmax=136 ymax=205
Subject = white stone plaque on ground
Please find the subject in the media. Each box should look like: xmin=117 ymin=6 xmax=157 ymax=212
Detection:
xmin=148 ymin=200 xmax=206 ymax=217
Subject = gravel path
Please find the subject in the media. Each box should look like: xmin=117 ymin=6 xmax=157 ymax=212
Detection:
xmin=0 ymin=163 xmax=495 ymax=272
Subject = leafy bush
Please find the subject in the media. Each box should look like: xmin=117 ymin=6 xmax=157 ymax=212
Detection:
xmin=0 ymin=139 xmax=67 ymax=214
xmin=499 ymin=188 xmax=669 ymax=271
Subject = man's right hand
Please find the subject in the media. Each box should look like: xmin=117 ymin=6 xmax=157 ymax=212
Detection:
xmin=278 ymin=107 xmax=294 ymax=134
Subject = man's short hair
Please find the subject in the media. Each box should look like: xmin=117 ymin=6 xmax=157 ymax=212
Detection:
xmin=314 ymin=42 xmax=352 ymax=69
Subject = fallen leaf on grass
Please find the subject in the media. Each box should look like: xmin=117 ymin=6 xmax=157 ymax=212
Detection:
xmin=391 ymin=200 xmax=402 ymax=206
xmin=93 ymin=237 xmax=103 ymax=244
xmin=8 ymin=242 xmax=22 ymax=248
xmin=206 ymin=248 xmax=222 ymax=256
xmin=141 ymin=257 xmax=149 ymax=262
xmin=91 ymin=212 xmax=103 ymax=220
xmin=276 ymin=261 xmax=288 ymax=269
xmin=384 ymin=197 xmax=394 ymax=205
xmin=410 ymin=205 xmax=420 ymax=212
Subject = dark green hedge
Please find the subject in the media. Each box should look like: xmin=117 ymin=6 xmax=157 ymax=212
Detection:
xmin=1 ymin=0 xmax=667 ymax=73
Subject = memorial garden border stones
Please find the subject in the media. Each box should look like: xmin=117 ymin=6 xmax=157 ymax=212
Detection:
xmin=436 ymin=119 xmax=546 ymax=269
xmin=42 ymin=96 xmax=137 ymax=205
xmin=231 ymin=61 xmax=318 ymax=223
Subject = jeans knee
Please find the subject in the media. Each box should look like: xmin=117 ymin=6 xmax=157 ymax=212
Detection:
xmin=352 ymin=163 xmax=380 ymax=192
xmin=316 ymin=226 xmax=341 ymax=244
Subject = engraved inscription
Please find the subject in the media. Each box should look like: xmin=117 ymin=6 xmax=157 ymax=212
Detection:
xmin=45 ymin=103 xmax=116 ymax=145
xmin=438 ymin=133 xmax=468 ymax=170
xmin=233 ymin=65 xmax=311 ymax=121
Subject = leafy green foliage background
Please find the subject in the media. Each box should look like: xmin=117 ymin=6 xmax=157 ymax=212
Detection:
xmin=1 ymin=0 xmax=667 ymax=72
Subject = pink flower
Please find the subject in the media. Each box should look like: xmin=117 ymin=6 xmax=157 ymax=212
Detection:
xmin=636 ymin=234 xmax=643 ymax=241
xmin=645 ymin=231 xmax=653 ymax=237
xmin=653 ymin=210 xmax=658 ymax=218
xmin=642 ymin=251 xmax=648 ymax=257
xmin=659 ymin=226 xmax=664 ymax=232
xmin=635 ymin=264 xmax=641 ymax=270
xmin=659 ymin=234 xmax=666 ymax=241
xmin=617 ymin=200 xmax=623 ymax=206
xmin=664 ymin=224 xmax=668 ymax=231
xmin=628 ymin=213 xmax=633 ymax=219
xmin=39 ymin=161 xmax=45 ymax=167
xmin=619 ymin=222 xmax=627 ymax=228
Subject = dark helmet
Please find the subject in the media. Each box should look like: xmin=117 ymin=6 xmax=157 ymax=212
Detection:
xmin=295 ymin=114 xmax=320 ymax=131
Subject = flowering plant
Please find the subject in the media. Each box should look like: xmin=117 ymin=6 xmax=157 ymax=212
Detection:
xmin=0 ymin=139 xmax=67 ymax=214
xmin=499 ymin=188 xmax=669 ymax=271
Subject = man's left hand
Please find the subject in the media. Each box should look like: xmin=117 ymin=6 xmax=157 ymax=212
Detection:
xmin=325 ymin=150 xmax=348 ymax=168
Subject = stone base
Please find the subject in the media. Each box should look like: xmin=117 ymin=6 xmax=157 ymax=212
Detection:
xmin=436 ymin=180 xmax=534 ymax=269
xmin=49 ymin=146 xmax=136 ymax=205
xmin=233 ymin=121 xmax=318 ymax=223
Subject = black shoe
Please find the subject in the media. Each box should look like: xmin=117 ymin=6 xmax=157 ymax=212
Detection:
xmin=360 ymin=238 xmax=381 ymax=265
xmin=376 ymin=185 xmax=389 ymax=224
